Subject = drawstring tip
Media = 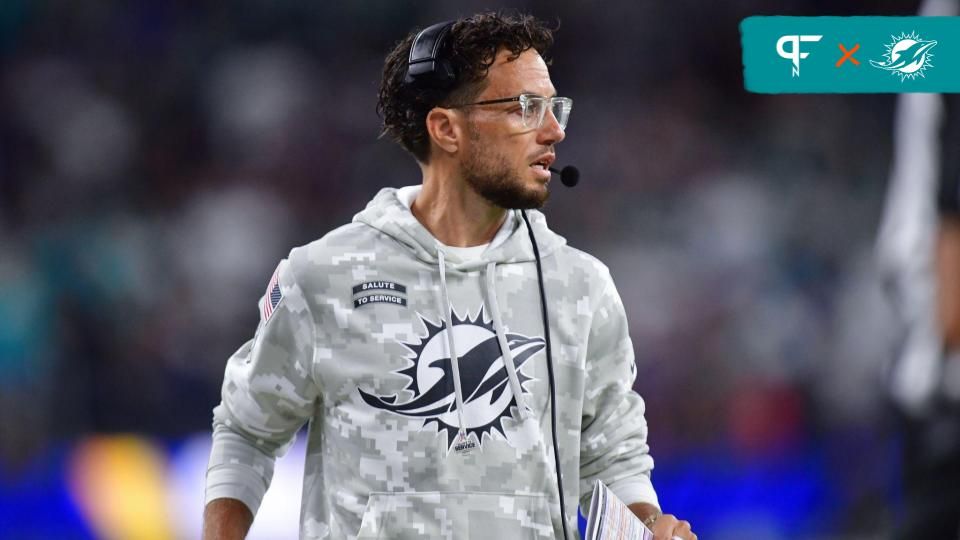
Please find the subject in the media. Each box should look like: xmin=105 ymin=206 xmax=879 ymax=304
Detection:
xmin=517 ymin=407 xmax=531 ymax=422
xmin=453 ymin=429 xmax=477 ymax=455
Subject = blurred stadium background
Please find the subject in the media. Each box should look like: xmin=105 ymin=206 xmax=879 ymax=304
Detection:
xmin=0 ymin=0 xmax=933 ymax=538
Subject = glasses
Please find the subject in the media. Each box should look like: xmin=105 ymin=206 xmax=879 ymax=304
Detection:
xmin=449 ymin=93 xmax=573 ymax=131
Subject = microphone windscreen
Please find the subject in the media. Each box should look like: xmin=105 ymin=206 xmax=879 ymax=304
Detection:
xmin=560 ymin=166 xmax=580 ymax=187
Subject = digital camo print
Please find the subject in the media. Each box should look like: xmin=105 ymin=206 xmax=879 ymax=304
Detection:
xmin=205 ymin=187 xmax=659 ymax=539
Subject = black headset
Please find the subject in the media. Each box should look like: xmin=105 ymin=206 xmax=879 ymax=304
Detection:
xmin=405 ymin=21 xmax=457 ymax=89
xmin=404 ymin=21 xmax=573 ymax=540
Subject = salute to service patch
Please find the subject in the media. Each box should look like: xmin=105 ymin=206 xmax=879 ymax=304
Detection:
xmin=352 ymin=280 xmax=408 ymax=308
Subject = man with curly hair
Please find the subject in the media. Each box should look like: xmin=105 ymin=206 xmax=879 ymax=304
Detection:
xmin=203 ymin=12 xmax=696 ymax=540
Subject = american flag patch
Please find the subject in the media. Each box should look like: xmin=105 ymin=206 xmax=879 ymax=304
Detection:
xmin=262 ymin=266 xmax=283 ymax=321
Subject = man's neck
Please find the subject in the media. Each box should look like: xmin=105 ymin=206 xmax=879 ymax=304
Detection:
xmin=411 ymin=167 xmax=507 ymax=248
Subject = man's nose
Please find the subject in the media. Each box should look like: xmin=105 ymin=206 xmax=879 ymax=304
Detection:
xmin=537 ymin=108 xmax=565 ymax=145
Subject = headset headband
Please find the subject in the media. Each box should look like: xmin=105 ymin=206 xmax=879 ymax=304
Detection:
xmin=405 ymin=20 xmax=456 ymax=88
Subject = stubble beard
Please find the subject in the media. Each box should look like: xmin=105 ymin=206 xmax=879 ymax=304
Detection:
xmin=461 ymin=125 xmax=549 ymax=210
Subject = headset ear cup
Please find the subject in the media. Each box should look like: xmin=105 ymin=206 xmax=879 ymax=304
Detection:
xmin=406 ymin=21 xmax=456 ymax=89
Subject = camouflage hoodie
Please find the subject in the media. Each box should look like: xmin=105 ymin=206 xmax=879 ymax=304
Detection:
xmin=205 ymin=186 xmax=660 ymax=539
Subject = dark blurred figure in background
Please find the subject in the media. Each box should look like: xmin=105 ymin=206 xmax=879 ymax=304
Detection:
xmin=931 ymin=109 xmax=960 ymax=532
xmin=876 ymin=1 xmax=960 ymax=538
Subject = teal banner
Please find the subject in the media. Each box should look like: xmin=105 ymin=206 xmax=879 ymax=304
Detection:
xmin=741 ymin=16 xmax=960 ymax=93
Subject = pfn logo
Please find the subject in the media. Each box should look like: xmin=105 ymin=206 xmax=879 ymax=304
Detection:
xmin=777 ymin=34 xmax=823 ymax=76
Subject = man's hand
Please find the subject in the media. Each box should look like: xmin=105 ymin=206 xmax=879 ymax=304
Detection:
xmin=202 ymin=498 xmax=253 ymax=540
xmin=628 ymin=502 xmax=697 ymax=540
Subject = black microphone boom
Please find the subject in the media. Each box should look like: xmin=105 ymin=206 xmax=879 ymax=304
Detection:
xmin=549 ymin=165 xmax=580 ymax=187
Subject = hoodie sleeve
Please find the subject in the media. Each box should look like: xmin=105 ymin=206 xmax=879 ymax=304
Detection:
xmin=205 ymin=252 xmax=320 ymax=515
xmin=577 ymin=267 xmax=659 ymax=512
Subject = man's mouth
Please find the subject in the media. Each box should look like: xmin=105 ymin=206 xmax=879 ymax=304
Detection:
xmin=529 ymin=154 xmax=555 ymax=171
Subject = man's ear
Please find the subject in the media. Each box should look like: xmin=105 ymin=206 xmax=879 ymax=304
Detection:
xmin=425 ymin=107 xmax=462 ymax=155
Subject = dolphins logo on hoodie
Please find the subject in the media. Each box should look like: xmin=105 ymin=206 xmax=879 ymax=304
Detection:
xmin=358 ymin=307 xmax=544 ymax=451
xmin=870 ymin=31 xmax=937 ymax=81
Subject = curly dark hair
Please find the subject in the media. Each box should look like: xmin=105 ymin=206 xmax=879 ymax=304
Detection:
xmin=377 ymin=12 xmax=555 ymax=163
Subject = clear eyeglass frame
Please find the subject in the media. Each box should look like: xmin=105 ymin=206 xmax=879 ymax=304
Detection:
xmin=449 ymin=93 xmax=573 ymax=131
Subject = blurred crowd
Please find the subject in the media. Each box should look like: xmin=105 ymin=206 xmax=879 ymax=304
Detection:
xmin=0 ymin=0 xmax=926 ymax=536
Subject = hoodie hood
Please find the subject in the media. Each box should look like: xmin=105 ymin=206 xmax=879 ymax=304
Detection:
xmin=353 ymin=186 xmax=567 ymax=271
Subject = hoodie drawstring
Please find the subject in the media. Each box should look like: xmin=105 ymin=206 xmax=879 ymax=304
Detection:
xmin=436 ymin=248 xmax=535 ymax=453
xmin=437 ymin=249 xmax=471 ymax=451
xmin=485 ymin=262 xmax=530 ymax=420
